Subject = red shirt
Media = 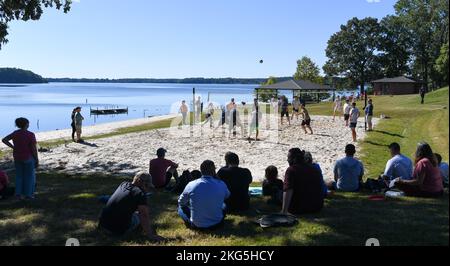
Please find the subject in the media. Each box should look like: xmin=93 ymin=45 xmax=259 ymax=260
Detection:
xmin=414 ymin=158 xmax=443 ymax=193
xmin=149 ymin=158 xmax=176 ymax=188
xmin=8 ymin=130 xmax=37 ymax=161
xmin=0 ymin=171 xmax=9 ymax=192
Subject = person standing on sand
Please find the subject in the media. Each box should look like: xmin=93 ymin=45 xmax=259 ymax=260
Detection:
xmin=291 ymin=96 xmax=301 ymax=121
xmin=333 ymin=96 xmax=342 ymax=121
xmin=70 ymin=108 xmax=77 ymax=141
xmin=365 ymin=99 xmax=374 ymax=131
xmin=280 ymin=96 xmax=290 ymax=126
xmin=202 ymin=102 xmax=215 ymax=128
xmin=248 ymin=98 xmax=262 ymax=141
xmin=179 ymin=100 xmax=188 ymax=125
xmin=195 ymin=96 xmax=202 ymax=123
xmin=343 ymin=99 xmax=351 ymax=127
xmin=349 ymin=102 xmax=360 ymax=142
xmin=300 ymin=104 xmax=313 ymax=134
xmin=2 ymin=118 xmax=39 ymax=200
xmin=74 ymin=107 xmax=84 ymax=143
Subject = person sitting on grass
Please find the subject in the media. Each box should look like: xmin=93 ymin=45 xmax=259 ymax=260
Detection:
xmin=178 ymin=160 xmax=230 ymax=231
xmin=98 ymin=172 xmax=165 ymax=242
xmin=304 ymin=152 xmax=328 ymax=198
xmin=435 ymin=153 xmax=449 ymax=188
xmin=327 ymin=144 xmax=364 ymax=192
xmin=217 ymin=152 xmax=253 ymax=212
xmin=149 ymin=148 xmax=179 ymax=189
xmin=2 ymin=117 xmax=39 ymax=200
xmin=381 ymin=143 xmax=413 ymax=181
xmin=394 ymin=143 xmax=444 ymax=198
xmin=0 ymin=170 xmax=15 ymax=200
xmin=262 ymin=165 xmax=283 ymax=206
xmin=282 ymin=148 xmax=324 ymax=215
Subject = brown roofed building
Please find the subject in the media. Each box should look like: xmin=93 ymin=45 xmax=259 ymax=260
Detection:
xmin=371 ymin=76 xmax=423 ymax=95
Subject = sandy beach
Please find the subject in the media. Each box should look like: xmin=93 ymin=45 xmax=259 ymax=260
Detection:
xmin=0 ymin=113 xmax=378 ymax=182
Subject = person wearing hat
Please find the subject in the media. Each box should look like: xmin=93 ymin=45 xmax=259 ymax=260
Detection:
xmin=327 ymin=144 xmax=364 ymax=192
xmin=98 ymin=172 xmax=165 ymax=242
xmin=149 ymin=148 xmax=179 ymax=189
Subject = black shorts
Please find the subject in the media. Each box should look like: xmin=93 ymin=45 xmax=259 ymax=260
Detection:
xmin=293 ymin=108 xmax=299 ymax=113
xmin=281 ymin=110 xmax=289 ymax=117
xmin=350 ymin=122 xmax=357 ymax=129
xmin=344 ymin=114 xmax=350 ymax=121
xmin=302 ymin=119 xmax=311 ymax=126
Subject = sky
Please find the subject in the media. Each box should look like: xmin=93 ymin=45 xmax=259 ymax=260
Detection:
xmin=0 ymin=0 xmax=397 ymax=79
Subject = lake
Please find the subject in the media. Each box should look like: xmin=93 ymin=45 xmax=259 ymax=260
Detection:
xmin=0 ymin=83 xmax=258 ymax=137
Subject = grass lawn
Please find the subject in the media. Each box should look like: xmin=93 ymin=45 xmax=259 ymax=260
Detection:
xmin=0 ymin=88 xmax=448 ymax=246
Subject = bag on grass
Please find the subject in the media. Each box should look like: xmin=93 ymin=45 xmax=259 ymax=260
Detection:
xmin=256 ymin=213 xmax=298 ymax=228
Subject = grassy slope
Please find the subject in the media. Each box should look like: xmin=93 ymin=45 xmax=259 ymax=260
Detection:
xmin=0 ymin=88 xmax=448 ymax=246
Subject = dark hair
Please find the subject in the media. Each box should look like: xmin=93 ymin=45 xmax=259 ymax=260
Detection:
xmin=15 ymin=117 xmax=29 ymax=129
xmin=288 ymin=148 xmax=304 ymax=166
xmin=156 ymin=148 xmax=167 ymax=158
xmin=414 ymin=142 xmax=437 ymax=167
xmin=345 ymin=144 xmax=356 ymax=156
xmin=200 ymin=160 xmax=216 ymax=177
xmin=435 ymin=153 xmax=442 ymax=165
xmin=191 ymin=170 xmax=202 ymax=180
xmin=224 ymin=152 xmax=239 ymax=166
xmin=388 ymin=142 xmax=401 ymax=153
xmin=265 ymin=165 xmax=278 ymax=181
xmin=304 ymin=152 xmax=313 ymax=164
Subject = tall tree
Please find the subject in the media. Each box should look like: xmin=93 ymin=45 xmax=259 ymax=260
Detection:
xmin=379 ymin=15 xmax=411 ymax=77
xmin=323 ymin=17 xmax=383 ymax=94
xmin=435 ymin=41 xmax=449 ymax=85
xmin=293 ymin=56 xmax=322 ymax=83
xmin=394 ymin=0 xmax=449 ymax=88
xmin=0 ymin=0 xmax=71 ymax=49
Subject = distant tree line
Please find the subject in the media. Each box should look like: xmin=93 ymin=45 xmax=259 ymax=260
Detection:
xmin=0 ymin=68 xmax=47 ymax=83
xmin=323 ymin=0 xmax=449 ymax=92
xmin=46 ymin=77 xmax=293 ymax=85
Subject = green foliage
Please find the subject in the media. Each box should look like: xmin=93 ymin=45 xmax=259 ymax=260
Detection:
xmin=379 ymin=15 xmax=411 ymax=77
xmin=324 ymin=17 xmax=384 ymax=93
xmin=255 ymin=76 xmax=279 ymax=102
xmin=294 ymin=56 xmax=323 ymax=84
xmin=0 ymin=0 xmax=72 ymax=49
xmin=394 ymin=0 xmax=449 ymax=88
xmin=435 ymin=42 xmax=449 ymax=85
xmin=0 ymin=68 xmax=47 ymax=83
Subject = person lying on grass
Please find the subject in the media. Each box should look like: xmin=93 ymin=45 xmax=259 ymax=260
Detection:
xmin=282 ymin=148 xmax=324 ymax=215
xmin=394 ymin=142 xmax=444 ymax=198
xmin=327 ymin=144 xmax=364 ymax=192
xmin=178 ymin=160 xmax=230 ymax=231
xmin=98 ymin=172 xmax=165 ymax=242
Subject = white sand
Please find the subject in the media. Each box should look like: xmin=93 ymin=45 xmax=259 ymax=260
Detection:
xmin=33 ymin=114 xmax=177 ymax=142
xmin=17 ymin=114 xmax=378 ymax=182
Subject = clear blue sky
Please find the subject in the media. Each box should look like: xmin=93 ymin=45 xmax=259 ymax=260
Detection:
xmin=0 ymin=0 xmax=397 ymax=79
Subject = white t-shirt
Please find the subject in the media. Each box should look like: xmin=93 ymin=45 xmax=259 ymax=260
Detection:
xmin=343 ymin=103 xmax=351 ymax=115
xmin=349 ymin=107 xmax=360 ymax=123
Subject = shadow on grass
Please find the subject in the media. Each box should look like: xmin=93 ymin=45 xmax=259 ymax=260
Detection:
xmin=372 ymin=130 xmax=405 ymax=138
xmin=0 ymin=172 xmax=448 ymax=246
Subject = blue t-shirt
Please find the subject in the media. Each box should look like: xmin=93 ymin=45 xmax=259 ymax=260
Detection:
xmin=384 ymin=154 xmax=414 ymax=181
xmin=334 ymin=157 xmax=364 ymax=192
xmin=178 ymin=176 xmax=230 ymax=228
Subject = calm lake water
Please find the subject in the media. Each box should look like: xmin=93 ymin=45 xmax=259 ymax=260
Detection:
xmin=0 ymin=82 xmax=258 ymax=137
